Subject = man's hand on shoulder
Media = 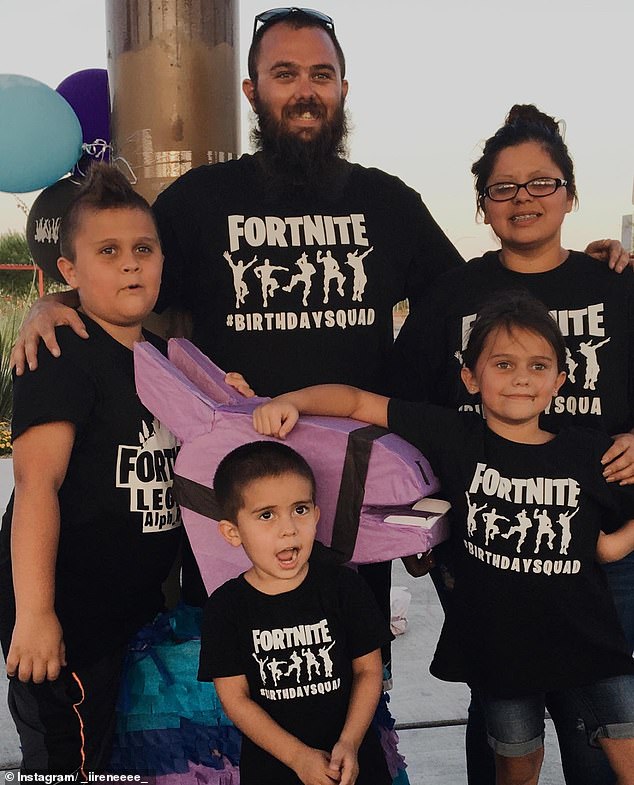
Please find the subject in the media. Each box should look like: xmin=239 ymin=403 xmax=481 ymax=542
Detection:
xmin=11 ymin=293 xmax=86 ymax=375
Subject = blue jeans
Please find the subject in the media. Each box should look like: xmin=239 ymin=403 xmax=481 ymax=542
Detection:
xmin=429 ymin=543 xmax=633 ymax=785
xmin=603 ymin=550 xmax=634 ymax=654
xmin=476 ymin=676 xmax=634 ymax=757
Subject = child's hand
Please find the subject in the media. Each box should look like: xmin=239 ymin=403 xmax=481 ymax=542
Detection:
xmin=293 ymin=747 xmax=341 ymax=784
xmin=402 ymin=550 xmax=435 ymax=577
xmin=224 ymin=371 xmax=255 ymax=398
xmin=253 ymin=399 xmax=300 ymax=439
xmin=6 ymin=610 xmax=66 ymax=683
xmin=328 ymin=739 xmax=359 ymax=785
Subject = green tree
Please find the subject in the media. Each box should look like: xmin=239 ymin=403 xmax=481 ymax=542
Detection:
xmin=0 ymin=231 xmax=38 ymax=298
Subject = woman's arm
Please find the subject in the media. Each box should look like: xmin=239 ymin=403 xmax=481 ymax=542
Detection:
xmin=253 ymin=385 xmax=389 ymax=439
xmin=6 ymin=421 xmax=75 ymax=683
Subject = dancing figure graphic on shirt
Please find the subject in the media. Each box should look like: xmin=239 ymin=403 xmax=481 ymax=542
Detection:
xmin=317 ymin=250 xmax=346 ymax=304
xmin=254 ymin=258 xmax=287 ymax=308
xmin=465 ymin=492 xmax=487 ymax=537
xmin=282 ymin=252 xmax=317 ymax=306
xmin=223 ymin=251 xmax=257 ymax=309
xmin=502 ymin=509 xmax=533 ymax=553
xmin=482 ymin=509 xmax=509 ymax=546
xmin=534 ymin=509 xmax=557 ymax=553
xmin=346 ymin=247 xmax=373 ymax=302
xmin=578 ymin=337 xmax=611 ymax=391
xmin=557 ymin=507 xmax=579 ymax=555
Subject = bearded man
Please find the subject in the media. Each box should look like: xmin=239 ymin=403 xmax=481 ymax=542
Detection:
xmin=149 ymin=9 xmax=463 ymax=400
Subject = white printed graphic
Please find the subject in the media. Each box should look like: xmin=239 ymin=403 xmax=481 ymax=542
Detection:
xmin=578 ymin=337 xmax=610 ymax=391
xmin=346 ymin=247 xmax=373 ymax=302
xmin=534 ymin=510 xmax=556 ymax=553
xmin=222 ymin=212 xmax=378 ymax=331
xmin=285 ymin=650 xmax=303 ymax=682
xmin=116 ymin=418 xmax=181 ymax=533
xmin=254 ymin=258 xmax=287 ymax=308
xmin=565 ymin=348 xmax=578 ymax=384
xmin=251 ymin=620 xmax=342 ymax=702
xmin=268 ymin=658 xmax=287 ymax=686
xmin=253 ymin=653 xmax=268 ymax=684
xmin=465 ymin=492 xmax=486 ymax=537
xmin=501 ymin=509 xmax=533 ymax=553
xmin=224 ymin=251 xmax=257 ymax=309
xmin=316 ymin=250 xmax=346 ymax=304
xmin=482 ymin=509 xmax=509 ymax=546
xmin=318 ymin=642 xmax=336 ymax=677
xmin=463 ymin=463 xmax=585 ymax=576
xmin=556 ymin=508 xmax=578 ymax=555
xmin=282 ymin=253 xmax=317 ymax=306
xmin=34 ymin=217 xmax=61 ymax=243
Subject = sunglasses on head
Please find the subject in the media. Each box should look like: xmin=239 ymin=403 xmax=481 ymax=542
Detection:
xmin=252 ymin=7 xmax=335 ymax=39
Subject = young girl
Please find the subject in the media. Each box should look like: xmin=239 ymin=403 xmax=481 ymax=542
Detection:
xmin=391 ymin=104 xmax=634 ymax=785
xmin=251 ymin=291 xmax=634 ymax=785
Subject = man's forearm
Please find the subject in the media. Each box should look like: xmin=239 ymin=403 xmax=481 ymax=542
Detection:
xmin=46 ymin=289 xmax=80 ymax=308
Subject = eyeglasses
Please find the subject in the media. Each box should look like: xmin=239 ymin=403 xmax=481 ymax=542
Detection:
xmin=252 ymin=7 xmax=335 ymax=39
xmin=483 ymin=177 xmax=568 ymax=202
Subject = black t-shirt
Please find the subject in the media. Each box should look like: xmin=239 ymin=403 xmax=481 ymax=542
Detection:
xmin=199 ymin=562 xmax=392 ymax=785
xmin=0 ymin=317 xmax=182 ymax=666
xmin=392 ymin=250 xmax=634 ymax=435
xmin=388 ymin=399 xmax=634 ymax=697
xmin=153 ymin=153 xmax=462 ymax=396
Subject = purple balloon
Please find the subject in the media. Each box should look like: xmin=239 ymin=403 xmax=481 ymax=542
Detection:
xmin=57 ymin=69 xmax=110 ymax=148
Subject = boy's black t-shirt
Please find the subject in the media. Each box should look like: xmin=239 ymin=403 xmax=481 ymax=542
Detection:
xmin=0 ymin=317 xmax=182 ymax=666
xmin=199 ymin=561 xmax=392 ymax=785
xmin=393 ymin=250 xmax=634 ymax=435
xmin=388 ymin=399 xmax=634 ymax=697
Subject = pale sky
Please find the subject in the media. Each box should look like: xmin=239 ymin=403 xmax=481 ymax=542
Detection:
xmin=0 ymin=0 xmax=632 ymax=260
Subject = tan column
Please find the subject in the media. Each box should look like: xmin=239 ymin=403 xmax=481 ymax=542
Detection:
xmin=106 ymin=0 xmax=240 ymax=204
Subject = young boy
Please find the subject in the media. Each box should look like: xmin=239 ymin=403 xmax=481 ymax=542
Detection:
xmin=0 ymin=164 xmax=182 ymax=774
xmin=198 ymin=441 xmax=392 ymax=785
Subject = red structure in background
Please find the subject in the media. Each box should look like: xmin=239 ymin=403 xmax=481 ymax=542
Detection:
xmin=0 ymin=264 xmax=44 ymax=297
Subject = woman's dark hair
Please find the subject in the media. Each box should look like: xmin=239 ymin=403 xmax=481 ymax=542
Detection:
xmin=59 ymin=163 xmax=156 ymax=261
xmin=214 ymin=441 xmax=317 ymax=523
xmin=472 ymin=104 xmax=578 ymax=216
xmin=463 ymin=290 xmax=567 ymax=374
xmin=248 ymin=10 xmax=346 ymax=83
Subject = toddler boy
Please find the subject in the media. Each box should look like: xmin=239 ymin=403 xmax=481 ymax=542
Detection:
xmin=198 ymin=440 xmax=392 ymax=785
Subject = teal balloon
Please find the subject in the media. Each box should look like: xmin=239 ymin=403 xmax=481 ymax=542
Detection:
xmin=0 ymin=74 xmax=83 ymax=193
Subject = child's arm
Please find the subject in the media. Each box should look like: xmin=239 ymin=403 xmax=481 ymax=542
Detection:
xmin=6 ymin=422 xmax=75 ymax=683
xmin=596 ymin=520 xmax=634 ymax=563
xmin=328 ymin=648 xmax=384 ymax=785
xmin=214 ymin=675 xmax=338 ymax=785
xmin=253 ymin=385 xmax=389 ymax=439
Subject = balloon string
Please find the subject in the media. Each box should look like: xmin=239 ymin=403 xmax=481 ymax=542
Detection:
xmin=75 ymin=141 xmax=138 ymax=186
xmin=81 ymin=139 xmax=111 ymax=161
xmin=111 ymin=155 xmax=138 ymax=185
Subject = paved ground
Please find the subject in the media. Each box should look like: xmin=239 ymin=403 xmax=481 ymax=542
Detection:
xmin=0 ymin=459 xmax=570 ymax=782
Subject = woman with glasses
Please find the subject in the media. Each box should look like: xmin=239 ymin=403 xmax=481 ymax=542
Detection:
xmin=393 ymin=104 xmax=634 ymax=785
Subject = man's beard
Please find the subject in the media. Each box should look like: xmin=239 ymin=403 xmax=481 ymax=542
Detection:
xmin=251 ymin=93 xmax=349 ymax=188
